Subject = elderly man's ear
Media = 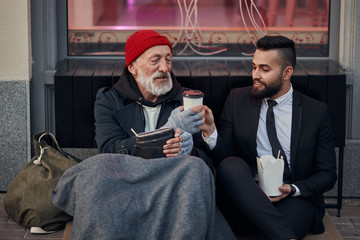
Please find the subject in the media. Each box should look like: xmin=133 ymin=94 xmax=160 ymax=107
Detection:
xmin=128 ymin=63 xmax=137 ymax=75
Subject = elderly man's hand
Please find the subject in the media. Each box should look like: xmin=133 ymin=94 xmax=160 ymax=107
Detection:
xmin=163 ymin=129 xmax=193 ymax=157
xmin=162 ymin=107 xmax=203 ymax=134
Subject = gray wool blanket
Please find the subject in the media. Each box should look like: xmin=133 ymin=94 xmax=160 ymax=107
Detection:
xmin=51 ymin=154 xmax=237 ymax=240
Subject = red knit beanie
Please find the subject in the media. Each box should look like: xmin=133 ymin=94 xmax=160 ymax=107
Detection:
xmin=125 ymin=30 xmax=173 ymax=66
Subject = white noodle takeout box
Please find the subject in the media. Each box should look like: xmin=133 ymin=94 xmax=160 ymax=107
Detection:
xmin=257 ymin=155 xmax=284 ymax=196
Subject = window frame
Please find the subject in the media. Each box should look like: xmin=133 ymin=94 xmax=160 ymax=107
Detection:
xmin=56 ymin=0 xmax=340 ymax=64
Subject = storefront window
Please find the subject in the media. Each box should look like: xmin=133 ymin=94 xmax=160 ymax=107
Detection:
xmin=67 ymin=0 xmax=329 ymax=57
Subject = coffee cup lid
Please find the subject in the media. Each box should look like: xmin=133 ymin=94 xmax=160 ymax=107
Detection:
xmin=182 ymin=90 xmax=204 ymax=98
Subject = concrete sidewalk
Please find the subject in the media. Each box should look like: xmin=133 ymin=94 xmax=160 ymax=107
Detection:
xmin=0 ymin=193 xmax=359 ymax=239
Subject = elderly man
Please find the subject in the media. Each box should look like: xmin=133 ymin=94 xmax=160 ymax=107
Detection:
xmin=52 ymin=30 xmax=236 ymax=240
xmin=94 ymin=29 xmax=212 ymax=166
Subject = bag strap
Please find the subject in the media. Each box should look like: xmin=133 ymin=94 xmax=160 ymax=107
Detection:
xmin=33 ymin=145 xmax=48 ymax=165
xmin=33 ymin=132 xmax=73 ymax=165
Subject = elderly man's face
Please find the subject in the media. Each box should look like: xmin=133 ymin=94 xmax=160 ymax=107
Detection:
xmin=130 ymin=45 xmax=173 ymax=97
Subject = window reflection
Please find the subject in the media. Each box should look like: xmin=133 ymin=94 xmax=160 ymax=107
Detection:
xmin=68 ymin=0 xmax=329 ymax=57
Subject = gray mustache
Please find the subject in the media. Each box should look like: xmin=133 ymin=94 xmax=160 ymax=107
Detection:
xmin=153 ymin=72 xmax=169 ymax=79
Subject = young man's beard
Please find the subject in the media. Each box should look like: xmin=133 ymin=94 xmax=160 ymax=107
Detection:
xmin=252 ymin=72 xmax=283 ymax=99
xmin=136 ymin=69 xmax=173 ymax=96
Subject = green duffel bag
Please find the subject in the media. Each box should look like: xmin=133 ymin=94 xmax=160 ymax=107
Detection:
xmin=4 ymin=132 xmax=81 ymax=231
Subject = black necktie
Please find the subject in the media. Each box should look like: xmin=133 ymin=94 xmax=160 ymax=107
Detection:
xmin=266 ymin=99 xmax=291 ymax=183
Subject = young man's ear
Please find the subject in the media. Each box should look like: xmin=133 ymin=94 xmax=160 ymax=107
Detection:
xmin=283 ymin=66 xmax=293 ymax=81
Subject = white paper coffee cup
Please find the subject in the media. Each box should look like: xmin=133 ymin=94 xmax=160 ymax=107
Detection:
xmin=182 ymin=90 xmax=204 ymax=111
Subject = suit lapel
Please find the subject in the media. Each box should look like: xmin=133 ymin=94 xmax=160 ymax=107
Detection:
xmin=251 ymin=97 xmax=262 ymax=153
xmin=290 ymin=91 xmax=302 ymax=174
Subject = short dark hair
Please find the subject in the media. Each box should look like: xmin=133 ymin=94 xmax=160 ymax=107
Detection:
xmin=256 ymin=35 xmax=296 ymax=68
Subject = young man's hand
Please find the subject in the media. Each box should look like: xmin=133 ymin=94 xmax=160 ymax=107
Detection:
xmin=269 ymin=184 xmax=293 ymax=202
xmin=198 ymin=105 xmax=216 ymax=137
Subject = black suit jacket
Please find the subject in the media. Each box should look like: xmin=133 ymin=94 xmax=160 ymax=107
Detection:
xmin=212 ymin=86 xmax=337 ymax=233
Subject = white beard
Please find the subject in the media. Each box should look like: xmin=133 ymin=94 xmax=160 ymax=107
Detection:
xmin=136 ymin=69 xmax=173 ymax=96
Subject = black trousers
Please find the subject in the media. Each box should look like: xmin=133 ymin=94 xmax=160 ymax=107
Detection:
xmin=216 ymin=156 xmax=315 ymax=240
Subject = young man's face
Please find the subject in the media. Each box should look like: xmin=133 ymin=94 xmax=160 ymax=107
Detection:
xmin=131 ymin=45 xmax=173 ymax=97
xmin=251 ymin=49 xmax=286 ymax=99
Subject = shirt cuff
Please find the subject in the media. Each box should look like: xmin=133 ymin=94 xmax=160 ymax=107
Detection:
xmin=292 ymin=184 xmax=301 ymax=197
xmin=202 ymin=128 xmax=218 ymax=150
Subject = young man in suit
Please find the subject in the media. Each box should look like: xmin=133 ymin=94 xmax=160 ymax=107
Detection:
xmin=199 ymin=35 xmax=337 ymax=239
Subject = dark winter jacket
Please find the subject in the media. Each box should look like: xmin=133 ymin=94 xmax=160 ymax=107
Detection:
xmin=94 ymin=68 xmax=213 ymax=169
